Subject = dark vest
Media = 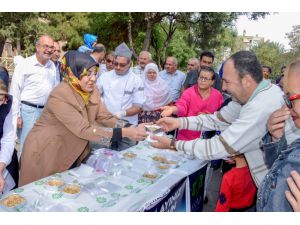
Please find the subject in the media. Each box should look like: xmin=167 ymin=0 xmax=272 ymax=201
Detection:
xmin=0 ymin=95 xmax=12 ymax=139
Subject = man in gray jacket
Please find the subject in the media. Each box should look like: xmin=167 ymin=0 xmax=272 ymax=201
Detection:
xmin=152 ymin=50 xmax=284 ymax=187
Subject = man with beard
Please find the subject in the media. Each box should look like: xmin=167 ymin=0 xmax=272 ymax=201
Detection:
xmin=10 ymin=34 xmax=57 ymax=158
xmin=182 ymin=51 xmax=222 ymax=93
xmin=152 ymin=51 xmax=284 ymax=187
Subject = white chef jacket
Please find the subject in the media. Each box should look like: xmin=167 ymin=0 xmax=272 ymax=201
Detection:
xmin=97 ymin=69 xmax=145 ymax=125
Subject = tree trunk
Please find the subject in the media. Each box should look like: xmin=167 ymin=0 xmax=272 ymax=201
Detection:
xmin=161 ymin=19 xmax=177 ymax=65
xmin=127 ymin=12 xmax=137 ymax=60
xmin=143 ymin=17 xmax=153 ymax=51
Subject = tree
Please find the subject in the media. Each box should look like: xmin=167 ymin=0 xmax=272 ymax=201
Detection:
xmin=251 ymin=40 xmax=286 ymax=79
xmin=286 ymin=25 xmax=300 ymax=57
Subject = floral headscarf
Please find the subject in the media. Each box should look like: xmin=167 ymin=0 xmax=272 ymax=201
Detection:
xmin=60 ymin=50 xmax=99 ymax=104
xmin=143 ymin=63 xmax=173 ymax=111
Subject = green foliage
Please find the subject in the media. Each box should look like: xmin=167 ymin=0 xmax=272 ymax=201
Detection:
xmin=0 ymin=12 xmax=272 ymax=68
xmin=286 ymin=25 xmax=300 ymax=57
xmin=167 ymin=28 xmax=197 ymax=70
xmin=251 ymin=41 xmax=286 ymax=79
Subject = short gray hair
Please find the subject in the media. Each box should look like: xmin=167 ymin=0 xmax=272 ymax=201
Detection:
xmin=168 ymin=56 xmax=178 ymax=66
xmin=139 ymin=51 xmax=152 ymax=61
xmin=35 ymin=34 xmax=53 ymax=46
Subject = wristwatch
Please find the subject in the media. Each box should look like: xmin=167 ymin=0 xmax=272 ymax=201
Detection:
xmin=170 ymin=137 xmax=176 ymax=150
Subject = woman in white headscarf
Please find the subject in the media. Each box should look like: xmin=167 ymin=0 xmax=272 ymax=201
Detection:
xmin=138 ymin=63 xmax=173 ymax=123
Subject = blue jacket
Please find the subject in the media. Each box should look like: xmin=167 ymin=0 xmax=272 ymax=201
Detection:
xmin=257 ymin=133 xmax=300 ymax=211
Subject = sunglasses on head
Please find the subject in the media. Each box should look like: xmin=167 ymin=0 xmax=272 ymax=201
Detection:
xmin=283 ymin=94 xmax=300 ymax=109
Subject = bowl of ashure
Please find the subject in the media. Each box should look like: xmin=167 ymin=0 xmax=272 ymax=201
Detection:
xmin=44 ymin=178 xmax=65 ymax=191
xmin=62 ymin=183 xmax=82 ymax=199
xmin=142 ymin=172 xmax=159 ymax=180
xmin=156 ymin=163 xmax=170 ymax=173
xmin=0 ymin=194 xmax=26 ymax=211
xmin=122 ymin=151 xmax=137 ymax=161
xmin=145 ymin=125 xmax=163 ymax=134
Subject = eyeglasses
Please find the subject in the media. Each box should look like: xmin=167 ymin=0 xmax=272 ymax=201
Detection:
xmin=39 ymin=44 xmax=54 ymax=50
xmin=188 ymin=64 xmax=195 ymax=66
xmin=198 ymin=76 xmax=213 ymax=82
xmin=106 ymin=59 xmax=113 ymax=64
xmin=113 ymin=61 xmax=129 ymax=68
xmin=283 ymin=94 xmax=300 ymax=109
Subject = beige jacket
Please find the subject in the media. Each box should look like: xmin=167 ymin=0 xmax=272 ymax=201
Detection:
xmin=19 ymin=82 xmax=120 ymax=186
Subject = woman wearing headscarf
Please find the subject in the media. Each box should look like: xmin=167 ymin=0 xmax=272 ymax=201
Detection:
xmin=138 ymin=63 xmax=172 ymax=123
xmin=78 ymin=33 xmax=98 ymax=54
xmin=19 ymin=51 xmax=147 ymax=186
xmin=0 ymin=67 xmax=18 ymax=193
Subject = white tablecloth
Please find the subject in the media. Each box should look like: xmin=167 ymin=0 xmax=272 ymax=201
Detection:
xmin=0 ymin=141 xmax=207 ymax=212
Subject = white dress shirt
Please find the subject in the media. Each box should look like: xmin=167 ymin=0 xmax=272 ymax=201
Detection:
xmin=97 ymin=70 xmax=145 ymax=125
xmin=9 ymin=54 xmax=57 ymax=117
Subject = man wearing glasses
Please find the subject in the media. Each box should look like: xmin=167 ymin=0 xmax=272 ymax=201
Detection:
xmin=257 ymin=60 xmax=300 ymax=211
xmin=9 ymin=34 xmax=57 ymax=158
xmin=97 ymin=42 xmax=145 ymax=150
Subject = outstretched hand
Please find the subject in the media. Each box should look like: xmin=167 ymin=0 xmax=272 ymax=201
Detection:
xmin=156 ymin=117 xmax=180 ymax=132
xmin=150 ymin=135 xmax=173 ymax=150
xmin=160 ymin=106 xmax=173 ymax=117
xmin=123 ymin=125 xmax=148 ymax=141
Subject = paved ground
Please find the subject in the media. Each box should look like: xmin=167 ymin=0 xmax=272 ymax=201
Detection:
xmin=202 ymin=167 xmax=223 ymax=212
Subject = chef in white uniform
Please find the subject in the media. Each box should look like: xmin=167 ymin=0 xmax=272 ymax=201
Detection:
xmin=97 ymin=42 xmax=145 ymax=150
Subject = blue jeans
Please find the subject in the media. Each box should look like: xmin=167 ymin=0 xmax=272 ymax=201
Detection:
xmin=18 ymin=103 xmax=43 ymax=158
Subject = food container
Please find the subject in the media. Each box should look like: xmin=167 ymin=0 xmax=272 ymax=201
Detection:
xmin=152 ymin=154 xmax=168 ymax=163
xmin=122 ymin=151 xmax=137 ymax=161
xmin=62 ymin=183 xmax=82 ymax=199
xmin=0 ymin=194 xmax=26 ymax=211
xmin=43 ymin=178 xmax=64 ymax=191
xmin=145 ymin=125 xmax=163 ymax=134
xmin=142 ymin=166 xmax=160 ymax=181
xmin=165 ymin=155 xmax=181 ymax=168
xmin=152 ymin=153 xmax=181 ymax=168
xmin=156 ymin=163 xmax=170 ymax=173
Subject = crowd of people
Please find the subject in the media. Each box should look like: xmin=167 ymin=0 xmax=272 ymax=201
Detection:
xmin=0 ymin=32 xmax=300 ymax=212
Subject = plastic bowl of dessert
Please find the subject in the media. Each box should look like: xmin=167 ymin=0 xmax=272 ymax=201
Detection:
xmin=122 ymin=151 xmax=137 ymax=161
xmin=62 ymin=183 xmax=82 ymax=199
xmin=44 ymin=177 xmax=65 ymax=191
xmin=0 ymin=194 xmax=26 ymax=211
xmin=156 ymin=163 xmax=171 ymax=173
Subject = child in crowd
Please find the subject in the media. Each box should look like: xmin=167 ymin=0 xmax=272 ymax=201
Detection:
xmin=215 ymin=154 xmax=257 ymax=212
